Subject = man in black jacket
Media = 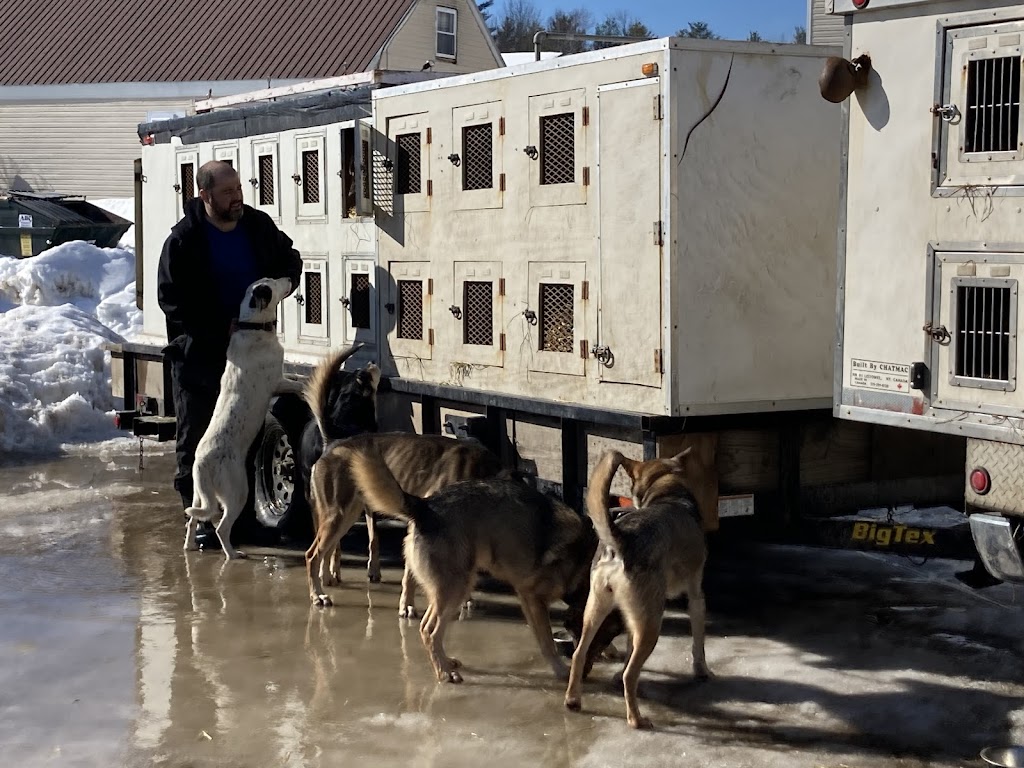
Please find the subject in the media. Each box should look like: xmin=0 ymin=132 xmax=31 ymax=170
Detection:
xmin=158 ymin=160 xmax=302 ymax=547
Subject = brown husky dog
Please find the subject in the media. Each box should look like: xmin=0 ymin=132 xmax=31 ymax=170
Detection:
xmin=564 ymin=448 xmax=712 ymax=729
xmin=304 ymin=426 xmax=505 ymax=612
xmin=340 ymin=443 xmax=597 ymax=683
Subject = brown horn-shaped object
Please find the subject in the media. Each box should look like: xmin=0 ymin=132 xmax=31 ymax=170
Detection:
xmin=818 ymin=54 xmax=873 ymax=103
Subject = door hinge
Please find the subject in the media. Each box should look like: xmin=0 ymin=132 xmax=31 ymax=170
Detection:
xmin=498 ymin=277 xmax=505 ymax=296
xmin=581 ymin=280 xmax=589 ymax=301
xmin=500 ymin=172 xmax=506 ymax=191
xmin=654 ymin=349 xmax=664 ymax=373
xmin=499 ymin=332 xmax=506 ymax=351
xmin=499 ymin=116 xmax=505 ymax=136
xmin=653 ymin=94 xmax=664 ymax=120
xmin=427 ymin=179 xmax=433 ymax=196
xmin=426 ymin=127 xmax=432 ymax=144
xmin=582 ymin=106 xmax=590 ymax=126
xmin=653 ymin=221 xmax=664 ymax=246
xmin=580 ymin=340 xmax=589 ymax=359
xmin=582 ymin=166 xmax=590 ymax=186
xmin=428 ymin=328 xmax=435 ymax=346
xmin=427 ymin=278 xmax=434 ymax=296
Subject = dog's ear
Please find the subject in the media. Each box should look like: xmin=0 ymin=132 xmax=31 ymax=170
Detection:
xmin=667 ymin=446 xmax=694 ymax=471
xmin=617 ymin=453 xmax=638 ymax=480
xmin=249 ymin=283 xmax=272 ymax=309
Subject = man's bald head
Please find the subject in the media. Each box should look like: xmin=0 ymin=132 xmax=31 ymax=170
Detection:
xmin=197 ymin=160 xmax=237 ymax=193
xmin=198 ymin=160 xmax=244 ymax=227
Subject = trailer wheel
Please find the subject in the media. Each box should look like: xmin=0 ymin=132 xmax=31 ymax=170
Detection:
xmin=254 ymin=413 xmax=300 ymax=529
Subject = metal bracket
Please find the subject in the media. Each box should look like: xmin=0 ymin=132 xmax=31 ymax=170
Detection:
xmin=449 ymin=305 xmax=462 ymax=320
xmin=523 ymin=308 xmax=537 ymax=325
xmin=653 ymin=221 xmax=664 ymax=246
xmin=923 ymin=322 xmax=951 ymax=345
xmin=294 ymin=293 xmax=304 ymax=306
xmin=448 ymin=153 xmax=461 ymax=167
xmin=523 ymin=145 xmax=538 ymax=160
xmin=591 ymin=344 xmax=614 ymax=367
xmin=930 ymin=103 xmax=961 ymax=124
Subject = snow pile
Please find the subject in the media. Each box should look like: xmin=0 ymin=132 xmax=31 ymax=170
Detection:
xmin=0 ymin=199 xmax=145 ymax=455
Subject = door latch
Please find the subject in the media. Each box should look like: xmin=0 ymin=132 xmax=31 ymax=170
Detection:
xmin=591 ymin=344 xmax=614 ymax=366
xmin=294 ymin=293 xmax=304 ymax=306
xmin=923 ymin=322 xmax=951 ymax=345
xmin=930 ymin=103 xmax=961 ymax=123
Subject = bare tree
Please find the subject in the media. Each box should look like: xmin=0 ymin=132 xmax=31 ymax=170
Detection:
xmin=545 ymin=7 xmax=593 ymax=54
xmin=793 ymin=25 xmax=807 ymax=44
xmin=492 ymin=0 xmax=544 ymax=51
xmin=477 ymin=1 xmax=496 ymax=35
xmin=677 ymin=21 xmax=719 ymax=39
xmin=593 ymin=10 xmax=655 ymax=50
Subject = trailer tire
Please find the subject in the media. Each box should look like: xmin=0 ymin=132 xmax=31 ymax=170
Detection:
xmin=253 ymin=395 xmax=311 ymax=532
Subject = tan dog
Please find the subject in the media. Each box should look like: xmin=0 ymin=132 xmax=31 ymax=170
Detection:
xmin=340 ymin=443 xmax=597 ymax=683
xmin=304 ymin=430 xmax=505 ymax=614
xmin=564 ymin=448 xmax=711 ymax=729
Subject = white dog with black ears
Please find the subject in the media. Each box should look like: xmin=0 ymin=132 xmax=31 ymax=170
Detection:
xmin=184 ymin=276 xmax=302 ymax=560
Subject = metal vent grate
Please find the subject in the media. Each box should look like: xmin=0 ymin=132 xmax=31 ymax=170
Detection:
xmin=397 ymin=280 xmax=423 ymax=340
xmin=258 ymin=154 xmax=275 ymax=206
xmin=304 ymin=272 xmax=323 ymax=325
xmin=539 ymin=283 xmax=574 ymax=353
xmin=462 ymin=124 xmax=493 ymax=190
xmin=180 ymin=163 xmax=195 ymax=203
xmin=396 ymin=132 xmax=421 ymax=194
xmin=955 ymin=282 xmax=1014 ymax=382
xmin=302 ymin=149 xmax=320 ymax=204
xmin=965 ymin=56 xmax=1022 ymax=154
xmin=540 ymin=113 xmax=575 ymax=185
xmin=361 ymin=139 xmax=371 ymax=200
xmin=350 ymin=273 xmax=371 ymax=330
xmin=463 ymin=281 xmax=493 ymax=345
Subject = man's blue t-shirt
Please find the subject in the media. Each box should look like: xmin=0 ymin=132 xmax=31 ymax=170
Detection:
xmin=205 ymin=221 xmax=261 ymax=321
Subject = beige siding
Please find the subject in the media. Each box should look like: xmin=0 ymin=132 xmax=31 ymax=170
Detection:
xmin=809 ymin=0 xmax=845 ymax=47
xmin=0 ymin=98 xmax=191 ymax=198
xmin=378 ymin=0 xmax=502 ymax=74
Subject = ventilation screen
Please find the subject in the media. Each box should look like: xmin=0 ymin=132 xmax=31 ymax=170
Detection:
xmin=258 ymin=154 xmax=275 ymax=206
xmin=955 ymin=282 xmax=1014 ymax=382
xmin=361 ymin=139 xmax=371 ymax=200
xmin=539 ymin=283 xmax=574 ymax=353
xmin=964 ymin=56 xmax=1022 ymax=154
xmin=397 ymin=280 xmax=423 ymax=340
xmin=180 ymin=163 xmax=195 ymax=204
xmin=540 ymin=113 xmax=575 ymax=185
xmin=462 ymin=124 xmax=493 ymax=190
xmin=396 ymin=132 xmax=421 ymax=195
xmin=350 ymin=272 xmax=371 ymax=330
xmin=302 ymin=149 xmax=320 ymax=204
xmin=304 ymin=272 xmax=323 ymax=326
xmin=463 ymin=281 xmax=493 ymax=345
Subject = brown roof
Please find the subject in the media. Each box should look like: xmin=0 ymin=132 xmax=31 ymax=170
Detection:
xmin=0 ymin=0 xmax=416 ymax=86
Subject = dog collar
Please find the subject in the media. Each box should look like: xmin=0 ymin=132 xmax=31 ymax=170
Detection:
xmin=236 ymin=320 xmax=278 ymax=332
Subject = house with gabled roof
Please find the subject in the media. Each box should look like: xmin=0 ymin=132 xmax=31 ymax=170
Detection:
xmin=0 ymin=0 xmax=502 ymax=198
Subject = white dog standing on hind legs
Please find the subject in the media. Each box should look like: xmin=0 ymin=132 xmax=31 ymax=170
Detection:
xmin=184 ymin=276 xmax=302 ymax=560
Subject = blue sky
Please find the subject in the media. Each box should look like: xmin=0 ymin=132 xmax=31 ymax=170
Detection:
xmin=531 ymin=0 xmax=808 ymax=43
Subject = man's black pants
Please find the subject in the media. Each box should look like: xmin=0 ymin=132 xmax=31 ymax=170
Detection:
xmin=169 ymin=353 xmax=223 ymax=510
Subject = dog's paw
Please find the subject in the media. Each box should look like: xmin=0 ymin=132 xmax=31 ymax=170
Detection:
xmin=398 ymin=606 xmax=418 ymax=619
xmin=224 ymin=550 xmax=247 ymax=561
xmin=313 ymin=594 xmax=334 ymax=608
xmin=694 ymin=665 xmax=713 ymax=681
xmin=367 ymin=570 xmax=382 ymax=584
xmin=628 ymin=715 xmax=654 ymax=730
xmin=441 ymin=670 xmax=463 ymax=684
xmin=564 ymin=695 xmax=582 ymax=712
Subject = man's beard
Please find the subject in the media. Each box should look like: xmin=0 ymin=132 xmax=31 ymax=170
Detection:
xmin=211 ymin=201 xmax=243 ymax=223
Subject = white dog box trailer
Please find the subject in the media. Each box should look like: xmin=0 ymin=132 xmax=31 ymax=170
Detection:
xmin=109 ymin=41 xmax=966 ymax=555
xmin=829 ymin=0 xmax=1024 ymax=582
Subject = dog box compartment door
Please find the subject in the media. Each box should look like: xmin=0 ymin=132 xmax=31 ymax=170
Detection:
xmin=528 ymin=89 xmax=588 ymax=208
xmin=295 ymin=134 xmax=327 ymax=220
xmin=527 ymin=261 xmax=587 ymax=377
xmin=452 ymin=261 xmax=503 ymax=367
xmin=929 ymin=250 xmax=1023 ymax=414
xmin=596 ymin=77 xmax=663 ymax=389
xmin=451 ymin=102 xmax=503 ymax=211
xmin=213 ymin=143 xmax=238 ymax=170
xmin=343 ymin=258 xmax=376 ymax=347
xmin=175 ymin=149 xmax=198 ymax=219
xmin=251 ymin=139 xmax=281 ymax=220
xmin=381 ymin=112 xmax=431 ymax=216
xmin=936 ymin=21 xmax=1024 ymax=192
xmin=297 ymin=257 xmax=330 ymax=344
xmin=388 ymin=260 xmax=433 ymax=360
xmin=355 ymin=119 xmax=374 ymax=217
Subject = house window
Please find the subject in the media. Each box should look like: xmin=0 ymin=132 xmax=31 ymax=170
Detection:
xmin=396 ymin=132 xmax=422 ymax=194
xmin=436 ymin=7 xmax=457 ymax=59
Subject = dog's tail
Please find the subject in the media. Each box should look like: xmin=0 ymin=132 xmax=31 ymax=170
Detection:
xmin=586 ymin=450 xmax=625 ymax=549
xmin=346 ymin=447 xmax=420 ymax=525
xmin=303 ymin=343 xmax=364 ymax=440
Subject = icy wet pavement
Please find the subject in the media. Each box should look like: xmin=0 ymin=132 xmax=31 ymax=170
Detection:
xmin=1 ymin=442 xmax=1024 ymax=768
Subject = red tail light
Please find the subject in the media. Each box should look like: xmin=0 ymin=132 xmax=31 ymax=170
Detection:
xmin=853 ymin=0 xmax=869 ymax=7
xmin=970 ymin=468 xmax=991 ymax=495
